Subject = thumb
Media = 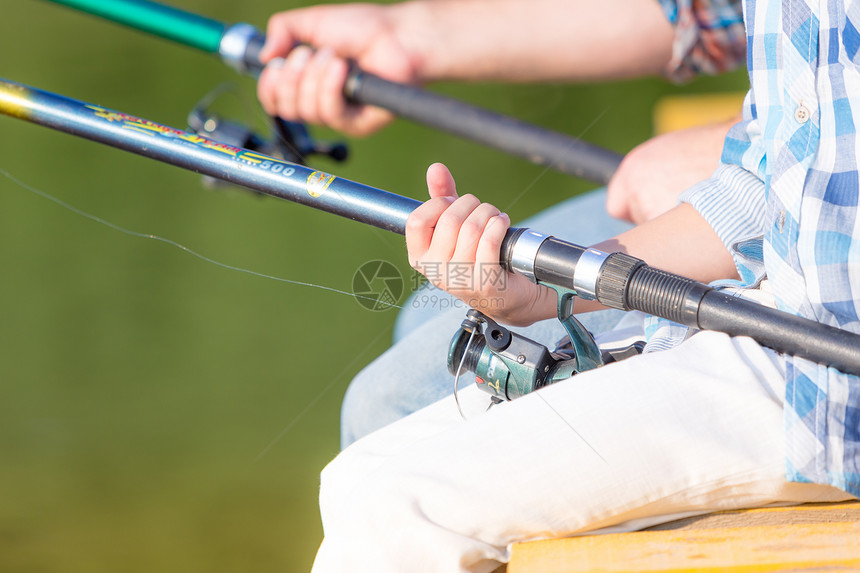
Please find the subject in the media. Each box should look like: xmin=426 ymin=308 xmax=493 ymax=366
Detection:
xmin=426 ymin=163 xmax=458 ymax=201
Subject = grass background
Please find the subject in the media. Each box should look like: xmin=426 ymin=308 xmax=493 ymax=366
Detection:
xmin=0 ymin=2 xmax=749 ymax=571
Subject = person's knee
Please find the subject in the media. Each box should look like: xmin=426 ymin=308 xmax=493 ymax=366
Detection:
xmin=340 ymin=364 xmax=386 ymax=448
xmin=340 ymin=346 xmax=455 ymax=448
xmin=339 ymin=356 xmax=429 ymax=448
xmin=319 ymin=451 xmax=421 ymax=544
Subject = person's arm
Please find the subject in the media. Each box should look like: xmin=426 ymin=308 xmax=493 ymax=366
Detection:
xmin=261 ymin=0 xmax=675 ymax=82
xmin=257 ymin=0 xmax=675 ymax=135
xmin=407 ymin=163 xmax=738 ymax=326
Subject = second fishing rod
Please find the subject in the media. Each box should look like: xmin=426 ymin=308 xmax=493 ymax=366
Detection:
xmin=1 ymin=78 xmax=859 ymax=378
xmin=43 ymin=0 xmax=623 ymax=184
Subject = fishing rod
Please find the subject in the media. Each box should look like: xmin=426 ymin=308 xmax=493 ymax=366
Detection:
xmin=42 ymin=0 xmax=623 ymax=184
xmin=2 ymin=78 xmax=859 ymax=386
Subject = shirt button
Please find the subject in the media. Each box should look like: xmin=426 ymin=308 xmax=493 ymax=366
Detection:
xmin=795 ymin=103 xmax=810 ymax=123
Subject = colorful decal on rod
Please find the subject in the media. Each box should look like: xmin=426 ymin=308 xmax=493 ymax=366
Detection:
xmin=307 ymin=171 xmax=336 ymax=198
xmin=84 ymin=105 xmax=296 ymax=176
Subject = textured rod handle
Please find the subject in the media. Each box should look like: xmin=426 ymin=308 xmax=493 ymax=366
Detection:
xmin=698 ymin=291 xmax=860 ymax=376
xmin=623 ymin=265 xmax=711 ymax=326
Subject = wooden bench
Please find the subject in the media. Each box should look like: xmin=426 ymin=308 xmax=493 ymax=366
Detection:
xmin=652 ymin=92 xmax=747 ymax=134
xmin=504 ymin=501 xmax=860 ymax=572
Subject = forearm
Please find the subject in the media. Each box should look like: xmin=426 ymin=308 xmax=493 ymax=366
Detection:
xmin=388 ymin=0 xmax=675 ymax=82
xmin=596 ymin=203 xmax=738 ymax=282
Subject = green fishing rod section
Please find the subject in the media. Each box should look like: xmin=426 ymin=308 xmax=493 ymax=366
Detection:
xmin=3 ymin=77 xmax=859 ymax=376
xmin=48 ymin=0 xmax=225 ymax=52
xmin=41 ymin=0 xmax=623 ymax=184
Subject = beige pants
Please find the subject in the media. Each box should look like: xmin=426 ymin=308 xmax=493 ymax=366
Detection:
xmin=312 ymin=331 xmax=853 ymax=573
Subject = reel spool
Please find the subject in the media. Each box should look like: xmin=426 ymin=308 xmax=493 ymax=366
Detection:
xmin=448 ymin=304 xmax=645 ymax=401
xmin=448 ymin=309 xmax=584 ymax=401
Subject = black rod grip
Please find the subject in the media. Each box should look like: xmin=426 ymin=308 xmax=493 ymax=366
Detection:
xmin=533 ymin=236 xmax=586 ymax=286
xmin=611 ymin=261 xmax=860 ymax=375
xmin=697 ymin=290 xmax=860 ymax=375
xmin=621 ymin=264 xmax=711 ymax=326
xmin=244 ymin=37 xmax=621 ymax=182
xmin=346 ymin=71 xmax=623 ymax=184
xmin=523 ymin=243 xmax=860 ymax=376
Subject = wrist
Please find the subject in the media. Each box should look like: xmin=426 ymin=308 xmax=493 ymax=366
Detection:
xmin=386 ymin=0 xmax=512 ymax=82
xmin=386 ymin=1 xmax=440 ymax=82
xmin=531 ymin=283 xmax=561 ymax=322
xmin=500 ymin=283 xmax=558 ymax=327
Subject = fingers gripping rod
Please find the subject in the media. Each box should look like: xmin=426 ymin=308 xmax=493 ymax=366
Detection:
xmin=42 ymin=0 xmax=623 ymax=184
xmin=2 ymin=78 xmax=859 ymax=375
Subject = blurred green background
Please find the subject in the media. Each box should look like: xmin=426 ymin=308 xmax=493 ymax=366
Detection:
xmin=0 ymin=2 xmax=749 ymax=571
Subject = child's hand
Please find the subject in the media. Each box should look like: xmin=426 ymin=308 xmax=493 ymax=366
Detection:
xmin=405 ymin=163 xmax=556 ymax=326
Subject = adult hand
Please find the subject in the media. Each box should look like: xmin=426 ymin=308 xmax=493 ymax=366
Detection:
xmin=256 ymin=0 xmax=677 ymax=138
xmin=256 ymin=4 xmax=420 ymax=137
xmin=606 ymin=117 xmax=739 ymax=224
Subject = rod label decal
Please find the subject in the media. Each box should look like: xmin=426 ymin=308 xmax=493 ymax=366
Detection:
xmin=87 ymin=105 xmax=242 ymax=155
xmin=307 ymin=171 xmax=335 ymax=198
xmin=84 ymin=105 xmax=299 ymax=177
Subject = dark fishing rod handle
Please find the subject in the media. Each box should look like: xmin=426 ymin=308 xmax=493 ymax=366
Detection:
xmin=345 ymin=70 xmax=622 ymax=184
xmin=500 ymin=227 xmax=860 ymax=376
xmin=235 ymin=29 xmax=622 ymax=184
xmin=502 ymin=227 xmax=714 ymax=325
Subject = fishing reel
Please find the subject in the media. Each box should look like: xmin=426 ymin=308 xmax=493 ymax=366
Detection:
xmin=186 ymin=87 xmax=347 ymax=189
xmin=448 ymin=288 xmax=643 ymax=401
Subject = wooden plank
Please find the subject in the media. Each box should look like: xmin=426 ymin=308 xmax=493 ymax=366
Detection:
xmin=652 ymin=92 xmax=746 ymax=134
xmin=508 ymin=521 xmax=860 ymax=573
xmin=646 ymin=501 xmax=860 ymax=531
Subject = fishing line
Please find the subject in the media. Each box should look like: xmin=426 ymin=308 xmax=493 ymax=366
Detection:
xmin=533 ymin=390 xmax=608 ymax=465
xmin=431 ymin=105 xmax=613 ymax=461
xmin=249 ymin=88 xmax=309 ymax=167
xmin=501 ymin=107 xmax=611 ymax=215
xmin=452 ymin=326 xmax=477 ymax=420
xmin=2 ymin=157 xmax=609 ymax=465
xmin=253 ymin=324 xmax=393 ymax=463
xmin=437 ymin=106 xmax=613 ymax=268
xmin=244 ymin=88 xmax=403 ymax=257
xmin=0 ymin=166 xmax=403 ymax=310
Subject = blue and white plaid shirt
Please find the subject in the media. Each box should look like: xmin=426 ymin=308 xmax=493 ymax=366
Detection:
xmin=658 ymin=0 xmax=860 ymax=497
